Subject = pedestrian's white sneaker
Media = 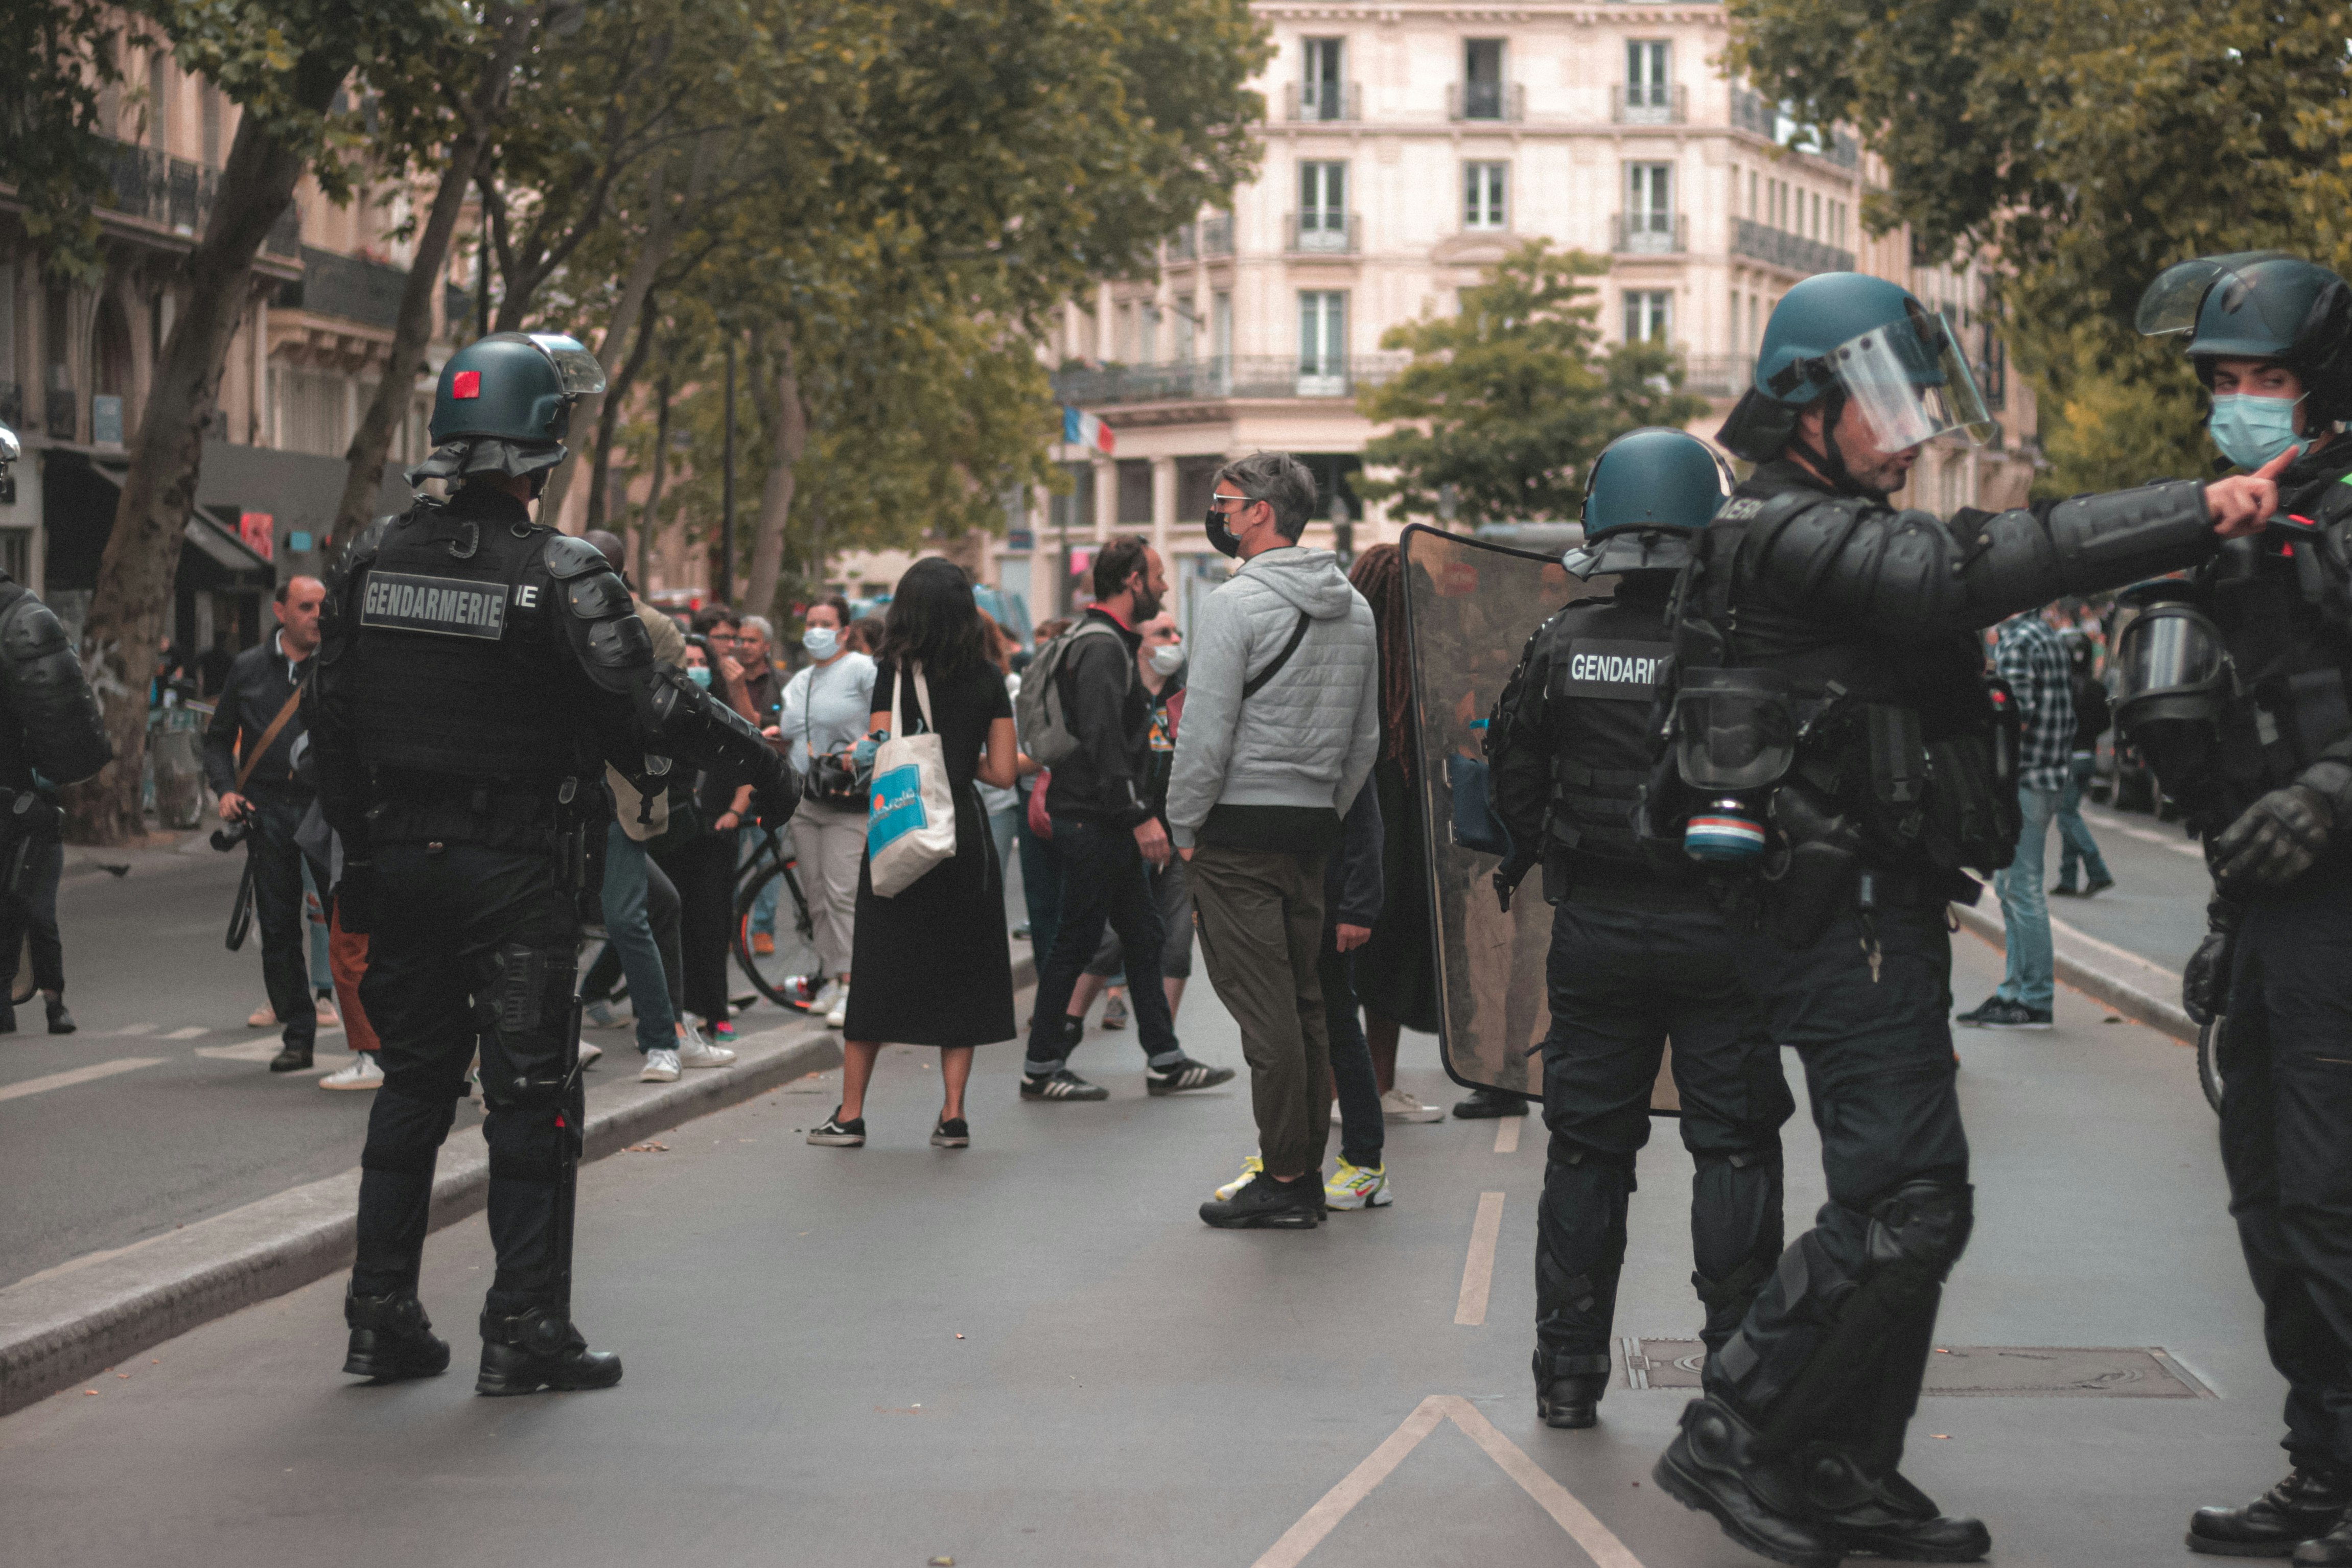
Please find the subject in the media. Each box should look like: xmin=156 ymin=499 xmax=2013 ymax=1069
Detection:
xmin=577 ymin=1040 xmax=602 ymax=1068
xmin=809 ymin=978 xmax=844 ymax=1017
xmin=319 ymin=1054 xmax=384 ymax=1091
xmin=825 ymin=986 xmax=850 ymax=1030
xmin=676 ymin=1024 xmax=736 ymax=1068
xmin=1213 ymin=1155 xmax=1263 ymax=1201
xmin=1324 ymin=1159 xmax=1393 ymax=1210
xmin=1381 ymin=1086 xmax=1443 ymax=1124
xmin=639 ymin=1047 xmax=681 ymax=1082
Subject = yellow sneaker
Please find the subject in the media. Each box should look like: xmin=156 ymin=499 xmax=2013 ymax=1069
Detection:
xmin=1212 ymin=1156 xmax=1263 ymax=1202
xmin=1324 ymin=1159 xmax=1392 ymax=1211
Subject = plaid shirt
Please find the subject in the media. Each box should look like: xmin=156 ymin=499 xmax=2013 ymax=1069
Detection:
xmin=1993 ymin=614 xmax=2075 ymax=792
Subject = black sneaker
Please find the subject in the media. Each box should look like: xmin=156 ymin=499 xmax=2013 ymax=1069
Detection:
xmin=44 ymin=998 xmax=74 ymax=1035
xmin=807 ymin=1107 xmax=866 ymax=1146
xmin=2082 ymin=875 xmax=2115 ymax=897
xmin=1147 ymin=1057 xmax=1235 ymax=1095
xmin=1200 ymin=1171 xmax=1321 ymax=1229
xmin=1453 ymin=1086 xmax=1530 ymax=1119
xmin=1021 ymin=1069 xmax=1108 ymax=1102
xmin=2049 ymin=882 xmax=2081 ymax=897
xmin=1957 ymin=997 xmax=2052 ymax=1030
xmin=930 ymin=1116 xmax=970 ymax=1149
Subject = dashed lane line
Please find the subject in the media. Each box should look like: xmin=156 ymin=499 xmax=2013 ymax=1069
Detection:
xmin=1494 ymin=1116 xmax=1521 ymax=1154
xmin=160 ymin=1026 xmax=208 ymax=1040
xmin=0 ymin=1058 xmax=166 ymax=1104
xmin=1456 ymin=1191 xmax=1505 ymax=1326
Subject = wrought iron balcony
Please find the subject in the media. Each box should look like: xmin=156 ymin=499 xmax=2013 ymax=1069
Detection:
xmin=1286 ymin=212 xmax=1360 ymax=255
xmin=1285 ymin=81 xmax=1361 ymax=122
xmin=275 ymin=245 xmax=407 ymax=331
xmin=1677 ymin=355 xmax=1757 ymax=399
xmin=1731 ymin=217 xmax=1853 ymax=277
xmin=1050 ymin=354 xmax=1407 ymax=407
xmin=1612 ymin=84 xmax=1687 ymax=125
xmin=1200 ymin=213 xmax=1233 ymax=256
xmin=1448 ymin=82 xmax=1524 ymax=123
xmin=1613 ymin=213 xmax=1689 ymax=255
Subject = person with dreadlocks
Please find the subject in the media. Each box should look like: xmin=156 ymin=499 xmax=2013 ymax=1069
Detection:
xmin=1340 ymin=545 xmax=1447 ymax=1125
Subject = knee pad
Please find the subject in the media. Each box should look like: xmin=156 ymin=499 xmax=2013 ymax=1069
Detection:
xmin=361 ymin=1083 xmax=459 ymax=1175
xmin=1865 ymin=1176 xmax=1973 ymax=1280
xmin=1547 ymin=1139 xmax=1640 ymax=1193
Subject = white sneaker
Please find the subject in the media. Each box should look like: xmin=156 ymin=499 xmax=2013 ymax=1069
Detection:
xmin=584 ymin=999 xmax=628 ymax=1029
xmin=1325 ymin=1159 xmax=1393 ymax=1210
xmin=577 ymin=1040 xmax=602 ymax=1068
xmin=1381 ymin=1086 xmax=1443 ymax=1124
xmin=639 ymin=1048 xmax=681 ymax=1082
xmin=313 ymin=999 xmax=342 ymax=1031
xmin=676 ymin=1025 xmax=736 ymax=1068
xmin=319 ymin=1054 xmax=383 ymax=1091
xmin=809 ymin=978 xmax=844 ymax=1017
xmin=825 ymin=986 xmax=850 ymax=1030
xmin=1212 ymin=1156 xmax=1263 ymax=1201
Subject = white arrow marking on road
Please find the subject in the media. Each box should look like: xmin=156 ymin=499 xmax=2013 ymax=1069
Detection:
xmin=161 ymin=1026 xmax=208 ymax=1040
xmin=1494 ymin=1116 xmax=1521 ymax=1155
xmin=0 ymin=1058 xmax=165 ymax=1104
xmin=1249 ymin=1394 xmax=1647 ymax=1568
xmin=1456 ymin=1191 xmax=1505 ymax=1326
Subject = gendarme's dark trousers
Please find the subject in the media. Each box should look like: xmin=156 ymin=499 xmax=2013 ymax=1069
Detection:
xmin=1191 ymin=844 xmax=1333 ymax=1177
xmin=353 ymin=841 xmax=581 ymax=1319
xmin=2222 ymin=877 xmax=2352 ymax=1471
xmin=1538 ymin=899 xmax=1792 ymax=1383
xmin=1703 ymin=891 xmax=1971 ymax=1477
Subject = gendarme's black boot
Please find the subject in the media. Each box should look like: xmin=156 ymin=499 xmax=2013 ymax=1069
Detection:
xmin=2190 ymin=1466 xmax=2351 ymax=1557
xmin=1533 ymin=1349 xmax=1613 ymax=1430
xmin=1654 ymin=1397 xmax=1843 ymax=1568
xmin=1801 ymin=1446 xmax=1989 ymax=1562
xmin=341 ymin=1289 xmax=451 ymax=1382
xmin=476 ymin=1306 xmax=623 ymax=1396
xmin=2299 ymin=1517 xmax=2352 ymax=1566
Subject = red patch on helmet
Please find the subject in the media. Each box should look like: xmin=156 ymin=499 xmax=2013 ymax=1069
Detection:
xmin=452 ymin=370 xmax=481 ymax=399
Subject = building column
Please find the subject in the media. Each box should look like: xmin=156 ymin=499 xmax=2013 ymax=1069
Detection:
xmin=1091 ymin=453 xmax=1115 ymax=543
xmin=1150 ymin=455 xmax=1176 ymax=569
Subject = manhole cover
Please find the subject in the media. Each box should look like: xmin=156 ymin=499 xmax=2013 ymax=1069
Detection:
xmin=1621 ymin=1339 xmax=2213 ymax=1398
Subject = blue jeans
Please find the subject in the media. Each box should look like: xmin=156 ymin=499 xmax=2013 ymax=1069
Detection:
xmin=1992 ymin=783 xmax=2061 ymax=1012
xmin=597 ymin=824 xmax=678 ymax=1054
xmin=739 ymin=827 xmax=779 ymax=937
xmin=2055 ymin=753 xmax=2110 ymax=889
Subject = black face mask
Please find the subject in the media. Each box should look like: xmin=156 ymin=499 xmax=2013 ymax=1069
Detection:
xmin=1205 ymin=501 xmax=1244 ymax=558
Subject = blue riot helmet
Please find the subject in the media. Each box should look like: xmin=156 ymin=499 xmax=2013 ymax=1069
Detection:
xmin=408 ymin=331 xmax=608 ymax=488
xmin=1563 ymin=427 xmax=1732 ymax=579
xmin=1717 ymin=272 xmax=1995 ymax=481
xmin=2137 ymin=252 xmax=2352 ymax=427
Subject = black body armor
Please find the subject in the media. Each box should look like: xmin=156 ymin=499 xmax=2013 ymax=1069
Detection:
xmin=1491 ymin=577 xmax=1707 ymax=909
xmin=0 ymin=577 xmax=111 ymax=791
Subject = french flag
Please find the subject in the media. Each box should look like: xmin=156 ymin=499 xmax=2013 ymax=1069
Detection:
xmin=1062 ymin=406 xmax=1116 ymax=456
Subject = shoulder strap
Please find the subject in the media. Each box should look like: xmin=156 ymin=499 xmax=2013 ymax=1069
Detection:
xmin=236 ymin=675 xmax=308 ymax=794
xmin=1243 ymin=610 xmax=1314 ymax=699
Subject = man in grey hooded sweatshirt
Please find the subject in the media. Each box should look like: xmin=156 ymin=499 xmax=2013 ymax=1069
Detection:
xmin=1173 ymin=451 xmax=1383 ymax=1229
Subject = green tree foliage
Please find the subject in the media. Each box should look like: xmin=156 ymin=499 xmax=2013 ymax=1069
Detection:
xmin=1727 ymin=0 xmax=2352 ymax=494
xmin=0 ymin=0 xmax=129 ymax=277
xmin=1353 ymin=241 xmax=1710 ymax=527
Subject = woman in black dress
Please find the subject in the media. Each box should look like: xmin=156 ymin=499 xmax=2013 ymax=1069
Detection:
xmin=810 ymin=558 xmax=1018 ymax=1149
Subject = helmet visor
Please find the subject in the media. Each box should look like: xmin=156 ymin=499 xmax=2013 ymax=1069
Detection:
xmin=1829 ymin=308 xmax=1993 ymax=452
xmin=2136 ymin=251 xmax=2296 ymax=337
xmin=2113 ymin=604 xmax=2227 ymax=707
xmin=525 ymin=333 xmax=609 ymax=396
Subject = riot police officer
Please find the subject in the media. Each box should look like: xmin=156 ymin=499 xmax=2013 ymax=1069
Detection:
xmin=1645 ymin=273 xmax=2281 ymax=1567
xmin=2111 ymin=253 xmax=2352 ymax=1563
xmin=310 ymin=333 xmax=797 ymax=1396
xmin=1487 ymin=428 xmax=1794 ymax=1434
xmin=0 ymin=422 xmax=111 ymax=1016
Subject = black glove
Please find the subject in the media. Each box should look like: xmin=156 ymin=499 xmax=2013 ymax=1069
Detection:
xmin=2213 ymin=764 xmax=2349 ymax=889
xmin=2181 ymin=895 xmax=2241 ymax=1026
xmin=751 ymin=755 xmax=801 ymax=829
xmin=1493 ymin=847 xmax=1539 ymax=913
xmin=336 ymin=858 xmax=376 ymax=936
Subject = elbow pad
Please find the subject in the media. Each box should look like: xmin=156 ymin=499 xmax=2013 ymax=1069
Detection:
xmin=1964 ymin=481 xmax=2213 ymax=622
xmin=644 ymin=666 xmax=784 ymax=789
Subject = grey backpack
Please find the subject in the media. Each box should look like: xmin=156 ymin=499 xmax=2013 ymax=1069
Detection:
xmin=1015 ymin=619 xmax=1126 ymax=769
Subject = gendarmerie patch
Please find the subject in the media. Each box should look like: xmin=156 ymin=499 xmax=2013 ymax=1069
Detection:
xmin=359 ymin=571 xmax=510 ymax=640
xmin=1553 ymin=639 xmax=1672 ymax=700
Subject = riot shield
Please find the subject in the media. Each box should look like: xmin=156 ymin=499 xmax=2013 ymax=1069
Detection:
xmin=1400 ymin=524 xmax=1678 ymax=1114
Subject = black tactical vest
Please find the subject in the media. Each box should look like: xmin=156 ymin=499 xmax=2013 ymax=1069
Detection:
xmin=317 ymin=489 xmax=589 ymax=793
xmin=1533 ymin=592 xmax=1676 ymax=875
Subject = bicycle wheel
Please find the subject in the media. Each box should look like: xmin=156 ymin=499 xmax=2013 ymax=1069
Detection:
xmin=734 ymin=855 xmax=826 ymax=1010
xmin=2198 ymin=1013 xmax=2226 ymax=1115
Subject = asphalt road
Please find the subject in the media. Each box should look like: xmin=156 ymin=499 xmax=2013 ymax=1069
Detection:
xmin=0 ymin=931 xmax=2284 ymax=1568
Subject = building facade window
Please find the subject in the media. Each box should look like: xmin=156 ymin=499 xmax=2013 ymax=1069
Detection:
xmin=1625 ymin=40 xmax=1670 ymax=121
xmin=1298 ymin=160 xmax=1348 ymax=251
xmin=1624 ymin=161 xmax=1674 ymax=252
xmin=1302 ymin=37 xmax=1345 ymax=121
xmin=1299 ymin=290 xmax=1347 ymax=393
xmin=1173 ymin=301 xmax=1196 ymax=363
xmin=1463 ymin=39 xmax=1504 ymax=121
xmin=1140 ymin=303 xmax=1160 ymax=365
xmin=1212 ymin=291 xmax=1232 ymax=368
xmin=1625 ymin=290 xmax=1671 ymax=344
xmin=1464 ymin=162 xmax=1507 ymax=231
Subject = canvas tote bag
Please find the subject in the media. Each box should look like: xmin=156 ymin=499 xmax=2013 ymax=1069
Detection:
xmin=866 ymin=661 xmax=958 ymax=896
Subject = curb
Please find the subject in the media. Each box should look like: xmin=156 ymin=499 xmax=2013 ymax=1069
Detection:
xmin=0 ymin=1019 xmax=843 ymax=1416
xmin=1950 ymin=900 xmax=2197 ymax=1043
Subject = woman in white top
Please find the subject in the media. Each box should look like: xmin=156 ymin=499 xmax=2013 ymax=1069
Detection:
xmin=775 ymin=596 xmax=877 ymax=1026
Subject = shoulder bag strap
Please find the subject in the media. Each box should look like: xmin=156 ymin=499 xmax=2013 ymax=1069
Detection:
xmin=1243 ymin=610 xmax=1314 ymax=699
xmin=910 ymin=662 xmax=936 ymax=734
xmin=235 ymin=676 xmax=309 ymax=794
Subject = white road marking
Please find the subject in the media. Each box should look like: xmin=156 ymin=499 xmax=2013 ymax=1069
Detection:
xmin=95 ymin=1023 xmax=159 ymax=1038
xmin=1249 ymin=1394 xmax=1648 ymax=1568
xmin=1455 ymin=1191 xmax=1505 ymax=1326
xmin=0 ymin=1057 xmax=165 ymax=1104
xmin=161 ymin=1026 xmax=208 ymax=1040
xmin=1494 ymin=1116 xmax=1521 ymax=1154
xmin=2082 ymin=807 xmax=2205 ymax=859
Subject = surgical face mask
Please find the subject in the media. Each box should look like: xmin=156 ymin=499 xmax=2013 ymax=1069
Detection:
xmin=1148 ymin=642 xmax=1185 ymax=676
xmin=686 ymin=665 xmax=713 ymax=689
xmin=803 ymin=626 xmax=840 ymax=660
xmin=2208 ymin=393 xmax=2310 ymax=470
